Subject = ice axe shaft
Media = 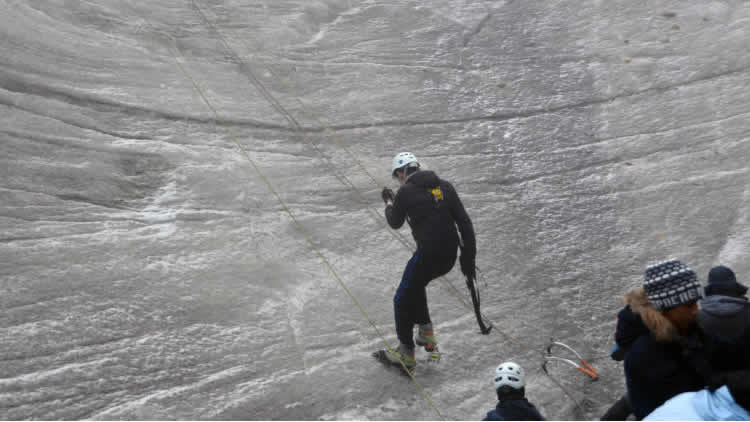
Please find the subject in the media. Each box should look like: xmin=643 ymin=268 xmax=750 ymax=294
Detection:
xmin=466 ymin=275 xmax=492 ymax=334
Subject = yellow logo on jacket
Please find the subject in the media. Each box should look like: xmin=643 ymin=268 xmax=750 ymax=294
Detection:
xmin=429 ymin=187 xmax=443 ymax=201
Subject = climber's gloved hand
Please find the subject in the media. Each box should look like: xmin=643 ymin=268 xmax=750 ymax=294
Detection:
xmin=382 ymin=187 xmax=395 ymax=205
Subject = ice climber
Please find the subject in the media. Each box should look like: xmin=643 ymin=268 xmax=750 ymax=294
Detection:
xmin=377 ymin=152 xmax=476 ymax=369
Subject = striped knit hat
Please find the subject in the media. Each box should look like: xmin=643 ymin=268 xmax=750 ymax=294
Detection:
xmin=644 ymin=259 xmax=702 ymax=310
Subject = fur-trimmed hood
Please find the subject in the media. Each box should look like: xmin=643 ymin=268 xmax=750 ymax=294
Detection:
xmin=623 ymin=288 xmax=681 ymax=342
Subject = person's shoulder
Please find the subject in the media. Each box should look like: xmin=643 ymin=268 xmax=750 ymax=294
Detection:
xmin=396 ymin=182 xmax=416 ymax=196
xmin=617 ymin=304 xmax=634 ymax=319
xmin=625 ymin=333 xmax=658 ymax=368
xmin=482 ymin=409 xmax=503 ymax=421
xmin=628 ymin=328 xmax=653 ymax=348
xmin=437 ymin=178 xmax=458 ymax=196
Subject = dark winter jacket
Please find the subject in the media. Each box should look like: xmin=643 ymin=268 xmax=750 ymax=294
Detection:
xmin=620 ymin=288 xmax=710 ymax=420
xmin=386 ymin=170 xmax=475 ymax=257
xmin=610 ymin=304 xmax=648 ymax=362
xmin=615 ymin=304 xmax=649 ymax=355
xmin=483 ymin=394 xmax=545 ymax=421
xmin=697 ymin=295 xmax=750 ymax=372
xmin=698 ymin=295 xmax=750 ymax=344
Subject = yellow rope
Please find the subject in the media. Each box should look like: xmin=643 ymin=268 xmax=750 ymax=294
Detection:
xmin=186 ymin=0 xmax=418 ymax=253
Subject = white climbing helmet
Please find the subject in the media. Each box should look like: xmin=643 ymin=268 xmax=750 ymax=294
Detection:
xmin=494 ymin=361 xmax=525 ymax=390
xmin=391 ymin=152 xmax=419 ymax=177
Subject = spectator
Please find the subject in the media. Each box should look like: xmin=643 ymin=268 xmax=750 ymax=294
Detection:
xmin=697 ymin=265 xmax=750 ymax=373
xmin=599 ymin=302 xmax=653 ymax=421
xmin=644 ymin=370 xmax=750 ymax=420
xmin=704 ymin=265 xmax=748 ymax=298
xmin=600 ymin=343 xmax=632 ymax=420
xmin=619 ymin=259 xmax=710 ymax=420
xmin=483 ymin=361 xmax=544 ymax=421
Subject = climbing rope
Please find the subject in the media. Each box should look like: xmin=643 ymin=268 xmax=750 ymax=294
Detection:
xmin=190 ymin=0 xmax=384 ymax=188
xmin=187 ymin=0 xmax=418 ymax=253
xmin=138 ymin=16 xmax=447 ymax=421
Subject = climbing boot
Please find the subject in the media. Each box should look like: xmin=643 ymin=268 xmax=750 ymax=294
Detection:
xmin=383 ymin=343 xmax=417 ymax=369
xmin=415 ymin=324 xmax=438 ymax=352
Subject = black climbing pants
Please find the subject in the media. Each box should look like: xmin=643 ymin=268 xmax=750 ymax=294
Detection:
xmin=393 ymin=248 xmax=457 ymax=348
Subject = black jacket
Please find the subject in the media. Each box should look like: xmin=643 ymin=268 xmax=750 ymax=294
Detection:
xmin=697 ymin=295 xmax=750 ymax=372
xmin=483 ymin=395 xmax=545 ymax=421
xmin=619 ymin=289 xmax=710 ymax=420
xmin=386 ymin=171 xmax=475 ymax=257
xmin=698 ymin=295 xmax=750 ymax=344
xmin=615 ymin=304 xmax=649 ymax=354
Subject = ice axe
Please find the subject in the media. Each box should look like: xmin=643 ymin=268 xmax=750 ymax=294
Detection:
xmin=466 ymin=274 xmax=492 ymax=335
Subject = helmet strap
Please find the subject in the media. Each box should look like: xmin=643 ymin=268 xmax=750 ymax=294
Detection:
xmin=394 ymin=168 xmax=407 ymax=185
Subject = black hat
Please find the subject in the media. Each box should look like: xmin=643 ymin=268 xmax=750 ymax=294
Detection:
xmin=644 ymin=259 xmax=702 ymax=310
xmin=705 ymin=266 xmax=748 ymax=298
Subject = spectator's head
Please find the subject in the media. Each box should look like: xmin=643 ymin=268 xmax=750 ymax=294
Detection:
xmin=662 ymin=301 xmax=700 ymax=335
xmin=705 ymin=265 xmax=748 ymax=298
xmin=644 ymin=259 xmax=702 ymax=333
xmin=494 ymin=361 xmax=525 ymax=399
